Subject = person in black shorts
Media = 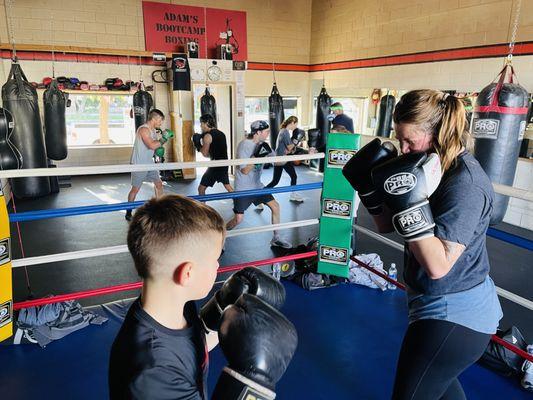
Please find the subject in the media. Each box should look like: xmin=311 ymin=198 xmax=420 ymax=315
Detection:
xmin=192 ymin=114 xmax=233 ymax=195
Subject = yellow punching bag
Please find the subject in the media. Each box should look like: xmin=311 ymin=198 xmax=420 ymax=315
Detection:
xmin=0 ymin=187 xmax=13 ymax=342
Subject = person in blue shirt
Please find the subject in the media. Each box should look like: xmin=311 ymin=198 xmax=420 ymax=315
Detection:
xmin=344 ymin=89 xmax=502 ymax=400
xmin=330 ymin=102 xmax=354 ymax=133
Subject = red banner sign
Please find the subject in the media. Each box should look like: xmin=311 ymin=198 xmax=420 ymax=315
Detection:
xmin=142 ymin=1 xmax=247 ymax=60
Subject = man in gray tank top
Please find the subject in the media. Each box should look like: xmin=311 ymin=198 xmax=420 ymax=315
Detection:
xmin=125 ymin=109 xmax=166 ymax=221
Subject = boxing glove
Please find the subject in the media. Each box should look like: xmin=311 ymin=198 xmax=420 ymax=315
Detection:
xmin=211 ymin=294 xmax=298 ymax=400
xmin=159 ymin=129 xmax=174 ymax=144
xmin=342 ymin=138 xmax=398 ymax=215
xmin=253 ymin=142 xmax=273 ymax=158
xmin=200 ymin=267 xmax=285 ymax=332
xmin=192 ymin=133 xmax=203 ymax=152
xmin=154 ymin=146 xmax=165 ymax=158
xmin=372 ymin=152 xmax=442 ymax=241
xmin=291 ymin=128 xmax=305 ymax=146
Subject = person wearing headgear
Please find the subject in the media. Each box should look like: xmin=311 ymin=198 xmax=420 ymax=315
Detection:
xmin=265 ymin=115 xmax=305 ymax=203
xmin=125 ymin=109 xmax=170 ymax=221
xmin=329 ymin=102 xmax=354 ymax=133
xmin=343 ymin=90 xmax=502 ymax=399
xmin=225 ymin=120 xmax=292 ymax=249
xmin=192 ymin=114 xmax=234 ymax=195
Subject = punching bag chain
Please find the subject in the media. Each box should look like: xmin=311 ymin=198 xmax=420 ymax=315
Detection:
xmin=4 ymin=0 xmax=16 ymax=60
xmin=272 ymin=62 xmax=277 ymax=85
xmin=506 ymin=0 xmax=522 ymax=63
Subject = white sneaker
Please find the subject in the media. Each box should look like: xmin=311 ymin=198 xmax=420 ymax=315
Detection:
xmin=522 ymin=345 xmax=533 ymax=391
xmin=255 ymin=203 xmax=264 ymax=211
xmin=289 ymin=192 xmax=304 ymax=203
xmin=270 ymin=236 xmax=292 ymax=249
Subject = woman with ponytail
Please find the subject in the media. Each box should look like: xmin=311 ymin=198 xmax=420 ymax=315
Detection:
xmin=358 ymin=90 xmax=502 ymax=399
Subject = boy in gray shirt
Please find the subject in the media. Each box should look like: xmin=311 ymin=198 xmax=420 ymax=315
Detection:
xmin=226 ymin=120 xmax=291 ymax=249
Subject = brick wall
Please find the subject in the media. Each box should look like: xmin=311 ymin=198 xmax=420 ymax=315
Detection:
xmin=310 ymin=0 xmax=533 ymax=64
xmin=0 ymin=0 xmax=312 ymax=64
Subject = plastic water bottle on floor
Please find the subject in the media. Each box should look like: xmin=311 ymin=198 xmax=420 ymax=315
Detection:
xmin=388 ymin=263 xmax=397 ymax=290
xmin=272 ymin=263 xmax=281 ymax=281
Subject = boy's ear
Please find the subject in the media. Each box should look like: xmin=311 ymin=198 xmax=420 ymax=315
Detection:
xmin=173 ymin=261 xmax=194 ymax=286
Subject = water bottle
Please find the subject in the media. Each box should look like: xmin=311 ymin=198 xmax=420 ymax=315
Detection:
xmin=272 ymin=263 xmax=281 ymax=281
xmin=388 ymin=263 xmax=397 ymax=290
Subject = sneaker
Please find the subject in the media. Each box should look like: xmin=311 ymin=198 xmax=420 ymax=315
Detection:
xmin=270 ymin=236 xmax=292 ymax=249
xmin=522 ymin=345 xmax=533 ymax=391
xmin=289 ymin=192 xmax=304 ymax=203
xmin=255 ymin=203 xmax=264 ymax=211
xmin=125 ymin=210 xmax=132 ymax=221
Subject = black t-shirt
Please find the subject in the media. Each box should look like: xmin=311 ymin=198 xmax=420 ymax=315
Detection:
xmin=109 ymin=298 xmax=208 ymax=400
xmin=404 ymin=151 xmax=494 ymax=295
xmin=206 ymin=129 xmax=228 ymax=161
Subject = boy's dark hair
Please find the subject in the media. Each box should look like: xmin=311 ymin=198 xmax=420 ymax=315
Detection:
xmin=127 ymin=195 xmax=225 ymax=278
xmin=148 ymin=109 xmax=165 ymax=121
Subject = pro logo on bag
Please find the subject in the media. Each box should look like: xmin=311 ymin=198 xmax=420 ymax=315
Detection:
xmin=395 ymin=209 xmax=429 ymax=233
xmin=322 ymin=198 xmax=352 ymax=219
xmin=384 ymin=173 xmax=417 ymax=195
xmin=0 ymin=300 xmax=12 ymax=328
xmin=472 ymin=118 xmax=500 ymax=139
xmin=319 ymin=245 xmax=348 ymax=265
xmin=237 ymin=386 xmax=270 ymax=400
xmin=327 ymin=149 xmax=356 ymax=168
xmin=0 ymin=238 xmax=10 ymax=266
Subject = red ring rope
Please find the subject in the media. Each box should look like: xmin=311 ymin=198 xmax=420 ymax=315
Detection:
xmin=11 ymin=251 xmax=531 ymax=362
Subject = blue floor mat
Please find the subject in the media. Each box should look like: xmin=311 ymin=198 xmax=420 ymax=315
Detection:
xmin=0 ymin=282 xmax=528 ymax=399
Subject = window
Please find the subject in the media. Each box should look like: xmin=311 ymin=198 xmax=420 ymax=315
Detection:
xmin=244 ymin=97 xmax=300 ymax=131
xmin=312 ymin=97 xmax=368 ymax=133
xmin=66 ymin=94 xmax=135 ymax=146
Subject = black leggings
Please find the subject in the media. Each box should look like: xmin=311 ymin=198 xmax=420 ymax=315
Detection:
xmin=266 ymin=163 xmax=297 ymax=188
xmin=392 ymin=319 xmax=491 ymax=400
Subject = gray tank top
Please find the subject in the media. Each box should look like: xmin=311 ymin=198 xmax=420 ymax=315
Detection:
xmin=131 ymin=124 xmax=156 ymax=164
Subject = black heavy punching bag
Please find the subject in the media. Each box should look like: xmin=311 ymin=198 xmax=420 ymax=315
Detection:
xmin=471 ymin=65 xmax=530 ymax=224
xmin=132 ymin=84 xmax=153 ymax=131
xmin=268 ymin=84 xmax=284 ymax=150
xmin=376 ymin=94 xmax=395 ymax=138
xmin=43 ymin=79 xmax=68 ymax=160
xmin=315 ymin=86 xmax=332 ymax=171
xmin=200 ymin=87 xmax=217 ymax=126
xmin=2 ymin=62 xmax=50 ymax=198
xmin=0 ymin=107 xmax=22 ymax=170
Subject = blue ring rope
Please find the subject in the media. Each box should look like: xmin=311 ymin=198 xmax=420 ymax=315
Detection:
xmin=8 ymin=182 xmax=323 ymax=223
xmin=487 ymin=227 xmax=533 ymax=251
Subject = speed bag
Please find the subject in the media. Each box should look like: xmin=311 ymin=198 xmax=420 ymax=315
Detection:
xmin=471 ymin=66 xmax=529 ymax=224
xmin=43 ymin=79 xmax=68 ymax=160
xmin=2 ymin=62 xmax=50 ymax=198
xmin=200 ymin=87 xmax=217 ymax=126
xmin=133 ymin=89 xmax=153 ymax=131
xmin=376 ymin=95 xmax=396 ymax=138
xmin=268 ymin=84 xmax=284 ymax=150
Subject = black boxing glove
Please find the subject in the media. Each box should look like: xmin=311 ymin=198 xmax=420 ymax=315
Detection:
xmin=253 ymin=142 xmax=273 ymax=158
xmin=211 ymin=294 xmax=298 ymax=400
xmin=200 ymin=267 xmax=285 ymax=333
xmin=192 ymin=133 xmax=203 ymax=152
xmin=290 ymin=128 xmax=305 ymax=146
xmin=342 ymin=138 xmax=398 ymax=215
xmin=372 ymin=152 xmax=442 ymax=241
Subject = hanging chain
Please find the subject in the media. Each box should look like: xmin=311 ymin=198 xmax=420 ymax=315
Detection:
xmin=272 ymin=62 xmax=276 ymax=84
xmin=203 ymin=7 xmax=209 ymax=87
xmin=507 ymin=0 xmax=522 ymax=63
xmin=4 ymin=0 xmax=16 ymax=60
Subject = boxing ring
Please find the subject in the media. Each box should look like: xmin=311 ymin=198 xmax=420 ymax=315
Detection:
xmin=0 ymin=152 xmax=531 ymax=399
